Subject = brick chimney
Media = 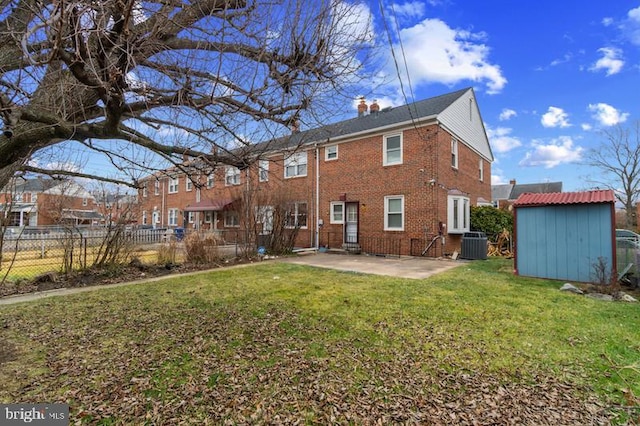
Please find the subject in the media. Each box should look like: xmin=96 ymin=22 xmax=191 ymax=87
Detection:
xmin=509 ymin=179 xmax=516 ymax=185
xmin=370 ymin=100 xmax=380 ymax=115
xmin=290 ymin=120 xmax=300 ymax=134
xmin=357 ymin=98 xmax=368 ymax=117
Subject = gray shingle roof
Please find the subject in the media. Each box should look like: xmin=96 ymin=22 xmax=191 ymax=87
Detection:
xmin=509 ymin=182 xmax=563 ymax=200
xmin=264 ymin=88 xmax=471 ymax=151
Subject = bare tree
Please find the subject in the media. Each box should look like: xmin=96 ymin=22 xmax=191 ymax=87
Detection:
xmin=0 ymin=0 xmax=373 ymax=189
xmin=586 ymin=121 xmax=640 ymax=228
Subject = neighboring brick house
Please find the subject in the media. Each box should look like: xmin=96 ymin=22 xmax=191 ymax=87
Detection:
xmin=492 ymin=179 xmax=563 ymax=210
xmin=94 ymin=193 xmax=139 ymax=226
xmin=137 ymin=88 xmax=493 ymax=256
xmin=0 ymin=178 xmax=101 ymax=227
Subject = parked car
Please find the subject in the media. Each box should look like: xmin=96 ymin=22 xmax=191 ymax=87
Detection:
xmin=616 ymin=236 xmax=640 ymax=288
xmin=615 ymin=229 xmax=640 ymax=244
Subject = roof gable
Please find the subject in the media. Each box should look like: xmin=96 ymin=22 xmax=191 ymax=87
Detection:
xmin=436 ymin=88 xmax=493 ymax=162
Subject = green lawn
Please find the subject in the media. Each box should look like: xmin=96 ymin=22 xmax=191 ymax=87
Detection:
xmin=0 ymin=258 xmax=639 ymax=424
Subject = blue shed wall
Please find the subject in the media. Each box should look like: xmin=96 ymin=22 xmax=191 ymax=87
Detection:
xmin=515 ymin=203 xmax=613 ymax=282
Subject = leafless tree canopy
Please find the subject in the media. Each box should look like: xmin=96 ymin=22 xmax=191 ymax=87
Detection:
xmin=586 ymin=121 xmax=640 ymax=228
xmin=0 ymin=0 xmax=372 ymax=187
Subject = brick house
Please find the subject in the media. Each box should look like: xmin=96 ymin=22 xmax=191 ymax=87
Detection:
xmin=1 ymin=178 xmax=101 ymax=227
xmin=137 ymin=87 xmax=493 ymax=256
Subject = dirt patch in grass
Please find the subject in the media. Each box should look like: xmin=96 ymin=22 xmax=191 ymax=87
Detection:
xmin=0 ymin=258 xmax=253 ymax=298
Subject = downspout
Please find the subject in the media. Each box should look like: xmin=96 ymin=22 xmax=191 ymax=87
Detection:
xmin=315 ymin=143 xmax=320 ymax=249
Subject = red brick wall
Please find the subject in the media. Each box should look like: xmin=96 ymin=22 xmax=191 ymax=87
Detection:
xmin=137 ymin=122 xmax=491 ymax=255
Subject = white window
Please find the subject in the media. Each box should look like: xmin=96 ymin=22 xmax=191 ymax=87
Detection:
xmin=142 ymin=211 xmax=147 ymax=225
xmin=207 ymin=173 xmax=215 ymax=188
xmin=330 ymin=202 xmax=344 ymax=224
xmin=82 ymin=197 xmax=88 ymax=206
xmin=188 ymin=211 xmax=195 ymax=223
xmin=259 ymin=160 xmax=269 ymax=182
xmin=325 ymin=145 xmax=338 ymax=161
xmin=284 ymin=152 xmax=307 ymax=178
xmin=255 ymin=206 xmax=274 ymax=233
xmin=142 ymin=184 xmax=148 ymax=198
xmin=286 ymin=202 xmax=308 ymax=228
xmin=31 ymin=193 xmax=38 ymax=202
xmin=383 ymin=134 xmax=402 ymax=166
xmin=204 ymin=211 xmax=213 ymax=223
xmin=168 ymin=177 xmax=179 ymax=194
xmin=384 ymin=195 xmax=404 ymax=231
xmin=168 ymin=208 xmax=179 ymax=226
xmin=451 ymin=138 xmax=459 ymax=169
xmin=14 ymin=193 xmax=23 ymax=202
xmin=448 ymin=195 xmax=470 ymax=234
xmin=154 ymin=180 xmax=160 ymax=195
xmin=479 ymin=159 xmax=484 ymax=182
xmin=186 ymin=178 xmax=193 ymax=191
xmin=225 ymin=166 xmax=241 ymax=186
xmin=224 ymin=211 xmax=240 ymax=227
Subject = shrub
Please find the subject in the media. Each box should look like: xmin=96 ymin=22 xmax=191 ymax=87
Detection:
xmin=157 ymin=242 xmax=177 ymax=265
xmin=184 ymin=232 xmax=222 ymax=264
xmin=470 ymin=206 xmax=513 ymax=237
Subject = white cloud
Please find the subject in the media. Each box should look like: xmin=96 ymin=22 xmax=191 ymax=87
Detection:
xmin=486 ymin=125 xmax=522 ymax=154
xmin=602 ymin=17 xmax=614 ymax=26
xmin=623 ymin=6 xmax=640 ymax=45
xmin=499 ymin=108 xmax=517 ymax=121
xmin=519 ymin=136 xmax=583 ymax=169
xmin=581 ymin=123 xmax=592 ymax=131
xmin=541 ymin=106 xmax=571 ymax=128
xmin=390 ymin=2 xmax=426 ymax=19
xmin=590 ymin=47 xmax=624 ymax=76
xmin=588 ymin=103 xmax=629 ymax=126
xmin=394 ymin=18 xmax=507 ymax=94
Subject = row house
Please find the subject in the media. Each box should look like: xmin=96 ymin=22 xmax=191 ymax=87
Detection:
xmin=137 ymin=88 xmax=493 ymax=256
xmin=1 ymin=178 xmax=101 ymax=227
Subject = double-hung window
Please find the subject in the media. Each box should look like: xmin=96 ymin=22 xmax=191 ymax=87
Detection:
xmin=224 ymin=211 xmax=240 ymax=227
xmin=285 ymin=202 xmax=308 ymax=228
xmin=284 ymin=152 xmax=307 ymax=178
xmin=383 ymin=134 xmax=402 ymax=165
xmin=186 ymin=178 xmax=193 ymax=191
xmin=325 ymin=145 xmax=338 ymax=161
xmin=259 ymin=160 xmax=269 ymax=182
xmin=330 ymin=202 xmax=344 ymax=224
xmin=168 ymin=177 xmax=179 ymax=194
xmin=384 ymin=195 xmax=404 ymax=231
xmin=206 ymin=173 xmax=215 ymax=188
xmin=448 ymin=194 xmax=470 ymax=234
xmin=451 ymin=138 xmax=459 ymax=169
xmin=225 ymin=166 xmax=241 ymax=186
xmin=154 ymin=180 xmax=160 ymax=195
xmin=168 ymin=208 xmax=179 ymax=226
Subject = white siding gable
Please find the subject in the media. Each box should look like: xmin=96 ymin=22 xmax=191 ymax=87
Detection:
xmin=437 ymin=88 xmax=493 ymax=162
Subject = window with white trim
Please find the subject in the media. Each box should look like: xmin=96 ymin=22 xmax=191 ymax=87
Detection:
xmin=448 ymin=195 xmax=470 ymax=234
xmin=383 ymin=134 xmax=402 ymax=166
xmin=168 ymin=177 xmax=179 ymax=194
xmin=259 ymin=160 xmax=269 ymax=182
xmin=330 ymin=202 xmax=344 ymax=224
xmin=204 ymin=211 xmax=213 ymax=223
xmin=224 ymin=211 xmax=240 ymax=227
xmin=186 ymin=178 xmax=193 ymax=191
xmin=325 ymin=145 xmax=338 ymax=161
xmin=451 ymin=138 xmax=459 ymax=169
xmin=479 ymin=159 xmax=484 ymax=182
xmin=225 ymin=166 xmax=241 ymax=186
xmin=384 ymin=195 xmax=404 ymax=231
xmin=285 ymin=202 xmax=308 ymax=228
xmin=82 ymin=197 xmax=88 ymax=206
xmin=168 ymin=208 xmax=179 ymax=226
xmin=255 ymin=206 xmax=274 ymax=233
xmin=142 ymin=184 xmax=148 ymax=198
xmin=154 ymin=180 xmax=160 ymax=195
xmin=284 ymin=152 xmax=307 ymax=178
xmin=207 ymin=173 xmax=215 ymax=188
xmin=142 ymin=210 xmax=147 ymax=225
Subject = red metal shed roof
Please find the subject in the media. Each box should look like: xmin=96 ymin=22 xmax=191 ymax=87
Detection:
xmin=513 ymin=189 xmax=615 ymax=207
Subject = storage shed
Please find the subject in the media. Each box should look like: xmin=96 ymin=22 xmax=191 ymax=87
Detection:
xmin=513 ymin=190 xmax=616 ymax=283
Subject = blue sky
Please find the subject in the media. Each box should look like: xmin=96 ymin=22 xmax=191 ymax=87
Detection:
xmin=360 ymin=0 xmax=640 ymax=191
